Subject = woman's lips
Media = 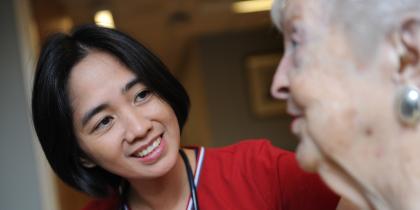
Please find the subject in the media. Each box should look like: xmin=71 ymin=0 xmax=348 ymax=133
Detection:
xmin=131 ymin=134 xmax=162 ymax=156
xmin=130 ymin=134 xmax=167 ymax=165
xmin=287 ymin=100 xmax=304 ymax=136
xmin=134 ymin=136 xmax=166 ymax=165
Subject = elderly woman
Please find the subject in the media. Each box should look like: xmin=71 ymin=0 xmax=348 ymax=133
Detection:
xmin=32 ymin=25 xmax=339 ymax=210
xmin=270 ymin=0 xmax=420 ymax=209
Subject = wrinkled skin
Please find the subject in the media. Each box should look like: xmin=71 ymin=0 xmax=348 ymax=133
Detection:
xmin=271 ymin=0 xmax=420 ymax=209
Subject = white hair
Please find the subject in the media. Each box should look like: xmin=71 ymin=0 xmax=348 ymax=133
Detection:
xmin=271 ymin=0 xmax=420 ymax=61
xmin=270 ymin=0 xmax=285 ymax=31
xmin=331 ymin=0 xmax=420 ymax=62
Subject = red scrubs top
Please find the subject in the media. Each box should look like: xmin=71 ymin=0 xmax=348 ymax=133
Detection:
xmin=82 ymin=139 xmax=339 ymax=210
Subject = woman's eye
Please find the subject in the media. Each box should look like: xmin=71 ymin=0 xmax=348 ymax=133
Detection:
xmin=134 ymin=89 xmax=151 ymax=103
xmin=93 ymin=116 xmax=114 ymax=132
xmin=290 ymin=38 xmax=298 ymax=48
xmin=290 ymin=26 xmax=301 ymax=49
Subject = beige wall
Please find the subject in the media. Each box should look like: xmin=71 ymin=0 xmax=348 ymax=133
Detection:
xmin=181 ymin=27 xmax=298 ymax=150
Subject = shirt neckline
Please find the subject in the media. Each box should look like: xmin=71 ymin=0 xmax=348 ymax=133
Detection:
xmin=125 ymin=146 xmax=205 ymax=210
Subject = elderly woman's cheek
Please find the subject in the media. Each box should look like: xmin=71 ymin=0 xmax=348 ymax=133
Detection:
xmin=310 ymin=100 xmax=359 ymax=154
xmin=292 ymin=48 xmax=307 ymax=69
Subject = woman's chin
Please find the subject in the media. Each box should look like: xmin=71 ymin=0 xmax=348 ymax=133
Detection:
xmin=295 ymin=139 xmax=322 ymax=172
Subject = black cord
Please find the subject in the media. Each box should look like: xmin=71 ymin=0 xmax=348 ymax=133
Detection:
xmin=179 ymin=149 xmax=200 ymax=210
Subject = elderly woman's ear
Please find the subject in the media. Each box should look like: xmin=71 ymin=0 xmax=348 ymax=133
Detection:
xmin=392 ymin=17 xmax=420 ymax=126
xmin=397 ymin=17 xmax=420 ymax=75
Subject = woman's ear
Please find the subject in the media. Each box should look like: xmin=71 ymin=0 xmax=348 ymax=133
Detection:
xmin=397 ymin=17 xmax=420 ymax=76
xmin=393 ymin=18 xmax=420 ymax=127
xmin=80 ymin=157 xmax=96 ymax=168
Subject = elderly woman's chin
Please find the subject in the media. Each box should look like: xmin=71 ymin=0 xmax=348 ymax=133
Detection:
xmin=296 ymin=136 xmax=372 ymax=210
xmin=295 ymin=136 xmax=323 ymax=172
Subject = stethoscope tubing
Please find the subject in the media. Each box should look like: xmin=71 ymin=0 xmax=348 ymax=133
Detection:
xmin=179 ymin=149 xmax=200 ymax=210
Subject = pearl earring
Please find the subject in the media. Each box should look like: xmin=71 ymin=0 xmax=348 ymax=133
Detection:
xmin=396 ymin=85 xmax=420 ymax=126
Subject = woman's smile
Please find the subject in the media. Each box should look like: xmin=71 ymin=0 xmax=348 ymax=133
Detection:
xmin=130 ymin=134 xmax=167 ymax=165
xmin=69 ymin=51 xmax=181 ymax=179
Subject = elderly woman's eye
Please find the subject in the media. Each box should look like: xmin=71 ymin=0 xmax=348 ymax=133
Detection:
xmin=290 ymin=26 xmax=301 ymax=49
xmin=134 ymin=89 xmax=151 ymax=103
xmin=93 ymin=116 xmax=114 ymax=132
xmin=290 ymin=38 xmax=299 ymax=48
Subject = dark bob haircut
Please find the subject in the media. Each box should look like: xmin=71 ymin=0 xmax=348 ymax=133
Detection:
xmin=32 ymin=25 xmax=190 ymax=197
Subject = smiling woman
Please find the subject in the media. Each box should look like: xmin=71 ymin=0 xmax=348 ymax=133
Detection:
xmin=69 ymin=50 xmax=181 ymax=179
xmin=32 ymin=25 xmax=340 ymax=210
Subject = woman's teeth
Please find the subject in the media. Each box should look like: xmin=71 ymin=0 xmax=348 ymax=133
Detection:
xmin=137 ymin=138 xmax=161 ymax=158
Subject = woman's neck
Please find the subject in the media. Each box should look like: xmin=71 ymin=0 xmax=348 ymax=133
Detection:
xmin=127 ymin=148 xmax=196 ymax=210
xmin=366 ymin=142 xmax=420 ymax=210
xmin=327 ymin=150 xmax=420 ymax=210
xmin=367 ymin=178 xmax=420 ymax=210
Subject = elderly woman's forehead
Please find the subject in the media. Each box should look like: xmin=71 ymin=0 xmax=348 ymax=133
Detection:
xmin=272 ymin=0 xmax=330 ymax=30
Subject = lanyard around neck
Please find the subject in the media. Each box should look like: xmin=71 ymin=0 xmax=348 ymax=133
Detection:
xmin=179 ymin=149 xmax=200 ymax=210
xmin=124 ymin=150 xmax=200 ymax=210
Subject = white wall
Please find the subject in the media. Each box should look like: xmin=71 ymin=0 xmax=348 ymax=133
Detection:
xmin=0 ymin=0 xmax=43 ymax=209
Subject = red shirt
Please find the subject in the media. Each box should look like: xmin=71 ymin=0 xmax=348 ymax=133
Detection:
xmin=82 ymin=140 xmax=339 ymax=210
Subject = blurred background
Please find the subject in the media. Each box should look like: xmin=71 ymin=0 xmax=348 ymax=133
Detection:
xmin=0 ymin=0 xmax=296 ymax=209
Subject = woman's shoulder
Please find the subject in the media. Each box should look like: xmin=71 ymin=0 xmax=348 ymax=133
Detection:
xmin=206 ymin=139 xmax=293 ymax=157
xmin=80 ymin=195 xmax=120 ymax=210
xmin=202 ymin=138 xmax=296 ymax=171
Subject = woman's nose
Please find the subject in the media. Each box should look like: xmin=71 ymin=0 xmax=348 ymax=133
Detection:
xmin=271 ymin=58 xmax=290 ymax=100
xmin=123 ymin=110 xmax=152 ymax=143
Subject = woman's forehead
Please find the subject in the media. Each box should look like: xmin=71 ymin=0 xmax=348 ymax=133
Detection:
xmin=68 ymin=52 xmax=135 ymax=101
xmin=277 ymin=0 xmax=330 ymax=29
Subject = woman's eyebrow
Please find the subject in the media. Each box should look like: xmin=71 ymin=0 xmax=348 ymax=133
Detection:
xmin=122 ymin=78 xmax=140 ymax=94
xmin=82 ymin=104 xmax=108 ymax=127
xmin=81 ymin=78 xmax=140 ymax=127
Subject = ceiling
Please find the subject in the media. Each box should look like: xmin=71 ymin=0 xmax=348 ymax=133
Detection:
xmin=31 ymin=0 xmax=273 ymax=72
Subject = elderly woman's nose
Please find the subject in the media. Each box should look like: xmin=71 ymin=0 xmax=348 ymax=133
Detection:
xmin=124 ymin=111 xmax=152 ymax=143
xmin=271 ymin=59 xmax=290 ymax=100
